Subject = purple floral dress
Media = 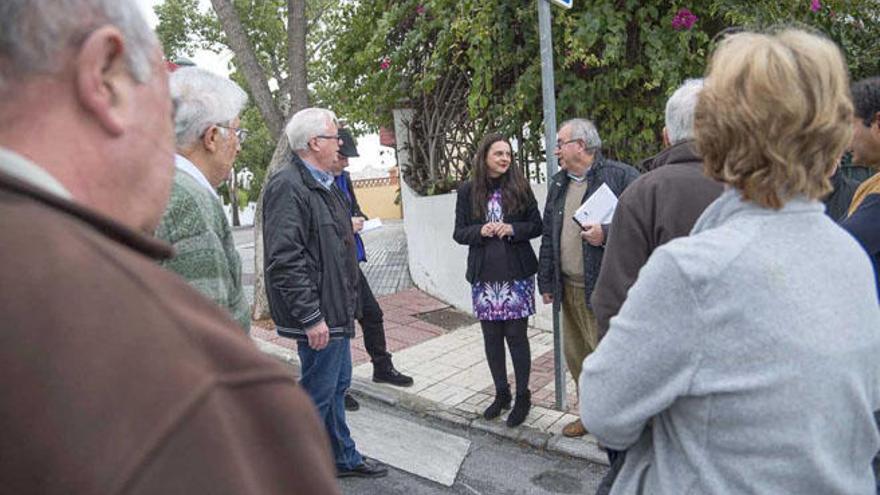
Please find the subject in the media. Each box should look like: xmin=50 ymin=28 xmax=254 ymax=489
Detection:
xmin=471 ymin=189 xmax=536 ymax=321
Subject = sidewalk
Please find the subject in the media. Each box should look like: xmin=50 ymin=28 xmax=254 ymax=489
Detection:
xmin=244 ymin=220 xmax=607 ymax=465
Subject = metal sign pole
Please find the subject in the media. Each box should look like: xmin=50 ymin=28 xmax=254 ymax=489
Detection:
xmin=537 ymin=0 xmax=566 ymax=411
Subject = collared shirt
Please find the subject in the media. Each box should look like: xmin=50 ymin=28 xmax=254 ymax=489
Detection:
xmin=567 ymin=172 xmax=587 ymax=183
xmin=0 ymin=147 xmax=72 ymax=200
xmin=301 ymin=158 xmax=334 ymax=190
xmin=174 ymin=154 xmax=218 ymax=199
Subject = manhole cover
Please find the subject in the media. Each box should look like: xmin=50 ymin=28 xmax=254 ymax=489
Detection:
xmin=415 ymin=307 xmax=477 ymax=331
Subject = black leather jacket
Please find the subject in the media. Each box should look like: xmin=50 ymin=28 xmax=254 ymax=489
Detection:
xmin=262 ymin=154 xmax=360 ymax=341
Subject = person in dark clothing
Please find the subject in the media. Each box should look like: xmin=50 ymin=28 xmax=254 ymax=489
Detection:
xmin=537 ymin=118 xmax=640 ymax=437
xmin=824 ymin=165 xmax=859 ymax=221
xmin=454 ymin=133 xmax=543 ymax=427
xmin=263 ymin=107 xmax=387 ymax=479
xmin=842 ymin=194 xmax=880 ymax=298
xmin=334 ymin=128 xmax=414 ymax=412
xmin=589 ymin=79 xmax=722 ymax=495
xmin=842 ymin=78 xmax=880 ymax=301
xmin=592 ymin=79 xmax=723 ymax=340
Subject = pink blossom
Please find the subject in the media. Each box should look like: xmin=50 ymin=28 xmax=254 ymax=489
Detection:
xmin=671 ymin=8 xmax=698 ymax=31
xmin=416 ymin=4 xmax=425 ymax=15
xmin=379 ymin=57 xmax=391 ymax=71
xmin=810 ymin=0 xmax=822 ymax=12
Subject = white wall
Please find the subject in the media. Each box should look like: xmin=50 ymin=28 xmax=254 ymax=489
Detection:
xmin=402 ymin=179 xmax=555 ymax=331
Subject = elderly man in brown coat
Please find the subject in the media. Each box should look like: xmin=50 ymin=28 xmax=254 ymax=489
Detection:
xmin=0 ymin=1 xmax=339 ymax=493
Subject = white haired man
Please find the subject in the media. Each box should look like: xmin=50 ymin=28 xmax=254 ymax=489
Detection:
xmin=155 ymin=67 xmax=251 ymax=331
xmin=263 ymin=108 xmax=388 ymax=478
xmin=592 ymin=79 xmax=723 ymax=338
xmin=0 ymin=1 xmax=338 ymax=493
xmin=588 ymin=79 xmax=723 ymax=494
xmin=537 ymin=118 xmax=639 ymax=437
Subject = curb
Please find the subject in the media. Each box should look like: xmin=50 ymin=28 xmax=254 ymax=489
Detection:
xmin=253 ymin=337 xmax=609 ymax=467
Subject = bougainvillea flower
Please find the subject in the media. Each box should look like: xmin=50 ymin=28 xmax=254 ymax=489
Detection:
xmin=671 ymin=8 xmax=698 ymax=30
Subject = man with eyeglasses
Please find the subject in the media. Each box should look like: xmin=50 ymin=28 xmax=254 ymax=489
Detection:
xmin=0 ymin=1 xmax=339 ymax=492
xmin=263 ymin=108 xmax=389 ymax=478
xmin=538 ymin=118 xmax=639 ymax=438
xmin=155 ymin=67 xmax=251 ymax=331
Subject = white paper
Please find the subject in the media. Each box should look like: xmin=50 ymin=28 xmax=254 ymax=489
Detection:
xmin=361 ymin=218 xmax=383 ymax=233
xmin=573 ymin=183 xmax=618 ymax=226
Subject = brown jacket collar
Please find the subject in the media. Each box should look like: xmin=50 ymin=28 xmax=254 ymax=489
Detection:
xmin=0 ymin=171 xmax=173 ymax=260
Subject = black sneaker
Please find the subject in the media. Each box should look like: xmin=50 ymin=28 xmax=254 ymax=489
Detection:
xmin=337 ymin=457 xmax=388 ymax=478
xmin=373 ymin=366 xmax=414 ymax=387
xmin=344 ymin=393 xmax=360 ymax=411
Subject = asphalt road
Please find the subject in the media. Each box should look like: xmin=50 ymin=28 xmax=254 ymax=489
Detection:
xmin=340 ymin=396 xmax=607 ymax=495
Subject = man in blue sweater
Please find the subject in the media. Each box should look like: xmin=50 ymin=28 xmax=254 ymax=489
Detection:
xmin=334 ymin=128 xmax=414 ymax=412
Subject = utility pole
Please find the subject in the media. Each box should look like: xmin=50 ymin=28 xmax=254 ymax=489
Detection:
xmin=537 ymin=0 xmax=568 ymax=411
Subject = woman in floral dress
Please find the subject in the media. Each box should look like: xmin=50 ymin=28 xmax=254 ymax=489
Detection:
xmin=453 ymin=133 xmax=543 ymax=427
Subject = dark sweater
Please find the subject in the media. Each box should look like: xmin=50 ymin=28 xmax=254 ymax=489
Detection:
xmin=841 ymin=192 xmax=880 ymax=300
xmin=591 ymin=141 xmax=723 ymax=338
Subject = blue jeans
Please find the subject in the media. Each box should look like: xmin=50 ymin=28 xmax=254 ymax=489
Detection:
xmin=297 ymin=337 xmax=363 ymax=471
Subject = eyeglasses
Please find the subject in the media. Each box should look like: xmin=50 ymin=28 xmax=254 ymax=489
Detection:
xmin=555 ymin=139 xmax=581 ymax=149
xmin=216 ymin=124 xmax=249 ymax=143
xmin=315 ymin=134 xmax=342 ymax=144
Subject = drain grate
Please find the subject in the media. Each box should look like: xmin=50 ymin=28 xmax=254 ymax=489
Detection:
xmin=414 ymin=307 xmax=477 ymax=331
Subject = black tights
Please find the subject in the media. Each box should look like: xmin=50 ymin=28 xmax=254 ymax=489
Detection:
xmin=480 ymin=318 xmax=531 ymax=396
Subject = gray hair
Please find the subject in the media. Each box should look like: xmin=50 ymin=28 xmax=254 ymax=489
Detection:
xmin=560 ymin=118 xmax=602 ymax=149
xmin=665 ymin=78 xmax=704 ymax=144
xmin=0 ymin=0 xmax=157 ymax=89
xmin=285 ymin=108 xmax=338 ymax=151
xmin=170 ymin=67 xmax=248 ymax=149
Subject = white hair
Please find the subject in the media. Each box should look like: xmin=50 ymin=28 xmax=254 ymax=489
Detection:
xmin=285 ymin=108 xmax=338 ymax=151
xmin=170 ymin=67 xmax=248 ymax=149
xmin=0 ymin=0 xmax=157 ymax=89
xmin=560 ymin=118 xmax=602 ymax=149
xmin=665 ymin=78 xmax=704 ymax=144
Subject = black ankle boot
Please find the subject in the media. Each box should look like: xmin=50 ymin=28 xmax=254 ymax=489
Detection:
xmin=483 ymin=388 xmax=512 ymax=420
xmin=506 ymin=390 xmax=531 ymax=427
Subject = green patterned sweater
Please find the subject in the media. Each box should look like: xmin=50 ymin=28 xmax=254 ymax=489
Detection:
xmin=155 ymin=170 xmax=250 ymax=332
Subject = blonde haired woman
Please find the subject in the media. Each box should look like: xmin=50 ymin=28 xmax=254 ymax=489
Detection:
xmin=580 ymin=29 xmax=880 ymax=494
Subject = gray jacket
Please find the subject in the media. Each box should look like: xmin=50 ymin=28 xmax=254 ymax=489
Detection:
xmin=581 ymin=189 xmax=880 ymax=494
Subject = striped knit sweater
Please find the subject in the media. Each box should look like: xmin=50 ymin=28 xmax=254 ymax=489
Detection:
xmin=155 ymin=170 xmax=250 ymax=332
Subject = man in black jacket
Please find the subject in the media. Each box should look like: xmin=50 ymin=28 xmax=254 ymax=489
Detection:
xmin=263 ymin=107 xmax=387 ymax=479
xmin=334 ymin=129 xmax=414 ymax=412
xmin=538 ymin=118 xmax=639 ymax=438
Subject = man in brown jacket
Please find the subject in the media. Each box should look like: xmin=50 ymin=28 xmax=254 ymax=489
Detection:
xmin=592 ymin=79 xmax=723 ymax=340
xmin=588 ymin=78 xmax=722 ymax=495
xmin=0 ymin=1 xmax=339 ymax=493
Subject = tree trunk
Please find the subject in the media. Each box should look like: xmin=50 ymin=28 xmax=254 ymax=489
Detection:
xmin=228 ymin=171 xmax=240 ymax=227
xmin=251 ymin=134 xmax=294 ymax=320
xmin=287 ymin=0 xmax=309 ymax=113
xmin=251 ymin=0 xmax=311 ymax=320
xmin=210 ymin=0 xmax=285 ymax=140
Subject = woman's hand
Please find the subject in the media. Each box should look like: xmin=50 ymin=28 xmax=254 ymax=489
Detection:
xmin=480 ymin=223 xmax=497 ymax=237
xmin=495 ymin=223 xmax=514 ymax=239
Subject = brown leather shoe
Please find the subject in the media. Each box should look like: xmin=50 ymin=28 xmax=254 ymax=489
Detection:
xmin=562 ymin=419 xmax=588 ymax=438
